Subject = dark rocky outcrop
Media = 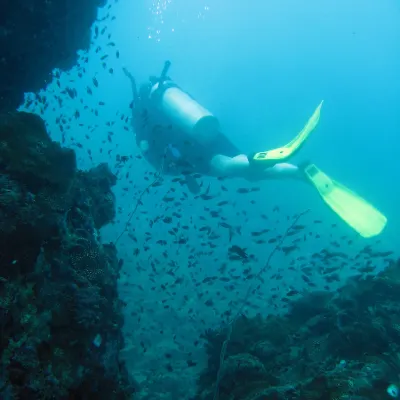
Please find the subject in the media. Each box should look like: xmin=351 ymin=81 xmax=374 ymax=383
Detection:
xmin=196 ymin=258 xmax=400 ymax=400
xmin=0 ymin=111 xmax=136 ymax=399
xmin=0 ymin=0 xmax=106 ymax=112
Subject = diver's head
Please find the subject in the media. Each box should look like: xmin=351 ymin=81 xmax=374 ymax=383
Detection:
xmin=149 ymin=75 xmax=171 ymax=86
xmin=149 ymin=75 xmax=158 ymax=85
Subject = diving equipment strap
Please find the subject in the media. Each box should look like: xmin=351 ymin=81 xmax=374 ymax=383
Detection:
xmin=251 ymin=101 xmax=323 ymax=165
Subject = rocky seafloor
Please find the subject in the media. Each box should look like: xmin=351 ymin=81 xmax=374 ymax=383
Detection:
xmin=194 ymin=257 xmax=400 ymax=400
xmin=1 ymin=113 xmax=399 ymax=400
xmin=0 ymin=111 xmax=136 ymax=398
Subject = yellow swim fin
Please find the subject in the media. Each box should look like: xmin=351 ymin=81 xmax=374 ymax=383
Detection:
xmin=303 ymin=163 xmax=387 ymax=238
xmin=252 ymin=101 xmax=324 ymax=164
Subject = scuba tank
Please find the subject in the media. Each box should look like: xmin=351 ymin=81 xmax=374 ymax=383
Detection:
xmin=149 ymin=61 xmax=220 ymax=147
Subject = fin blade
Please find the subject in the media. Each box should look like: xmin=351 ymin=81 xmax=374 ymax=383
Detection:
xmin=252 ymin=101 xmax=324 ymax=163
xmin=304 ymin=163 xmax=387 ymax=238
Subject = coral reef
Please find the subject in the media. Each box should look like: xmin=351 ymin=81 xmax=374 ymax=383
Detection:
xmin=0 ymin=0 xmax=106 ymax=112
xmin=0 ymin=112 xmax=136 ymax=398
xmin=196 ymin=258 xmax=400 ymax=400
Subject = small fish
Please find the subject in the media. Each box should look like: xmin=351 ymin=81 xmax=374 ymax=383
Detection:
xmin=228 ymin=245 xmax=248 ymax=259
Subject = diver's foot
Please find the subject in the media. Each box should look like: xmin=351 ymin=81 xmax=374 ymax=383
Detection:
xmin=297 ymin=160 xmax=312 ymax=171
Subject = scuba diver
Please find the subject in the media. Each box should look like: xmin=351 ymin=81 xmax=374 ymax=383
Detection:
xmin=123 ymin=61 xmax=387 ymax=238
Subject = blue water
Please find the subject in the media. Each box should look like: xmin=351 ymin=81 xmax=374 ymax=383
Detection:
xmin=20 ymin=0 xmax=400 ymax=396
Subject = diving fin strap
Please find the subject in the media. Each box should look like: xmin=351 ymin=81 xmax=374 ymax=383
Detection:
xmin=303 ymin=163 xmax=387 ymax=238
xmin=252 ymin=101 xmax=323 ymax=164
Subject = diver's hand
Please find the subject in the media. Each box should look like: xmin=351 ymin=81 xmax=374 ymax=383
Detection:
xmin=139 ymin=140 xmax=149 ymax=153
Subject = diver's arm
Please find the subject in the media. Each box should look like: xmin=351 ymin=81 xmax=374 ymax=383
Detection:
xmin=123 ymin=67 xmax=139 ymax=103
xmin=210 ymin=154 xmax=306 ymax=182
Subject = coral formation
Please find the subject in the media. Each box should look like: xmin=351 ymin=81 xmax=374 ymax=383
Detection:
xmin=196 ymin=258 xmax=400 ymax=400
xmin=0 ymin=112 xmax=136 ymax=398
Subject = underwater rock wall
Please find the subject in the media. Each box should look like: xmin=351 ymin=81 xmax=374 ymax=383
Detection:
xmin=0 ymin=0 xmax=106 ymax=112
xmin=0 ymin=112 xmax=135 ymax=398
xmin=196 ymin=258 xmax=400 ymax=400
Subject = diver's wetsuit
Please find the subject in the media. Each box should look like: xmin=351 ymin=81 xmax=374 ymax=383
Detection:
xmin=133 ymin=84 xmax=240 ymax=176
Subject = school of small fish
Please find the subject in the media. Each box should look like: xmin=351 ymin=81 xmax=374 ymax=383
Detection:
xmin=20 ymin=0 xmax=396 ymax=390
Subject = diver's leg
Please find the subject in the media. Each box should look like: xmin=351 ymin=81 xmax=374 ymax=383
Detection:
xmin=209 ymin=154 xmax=249 ymax=177
xmin=256 ymin=162 xmax=306 ymax=182
xmin=210 ymin=154 xmax=306 ymax=182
